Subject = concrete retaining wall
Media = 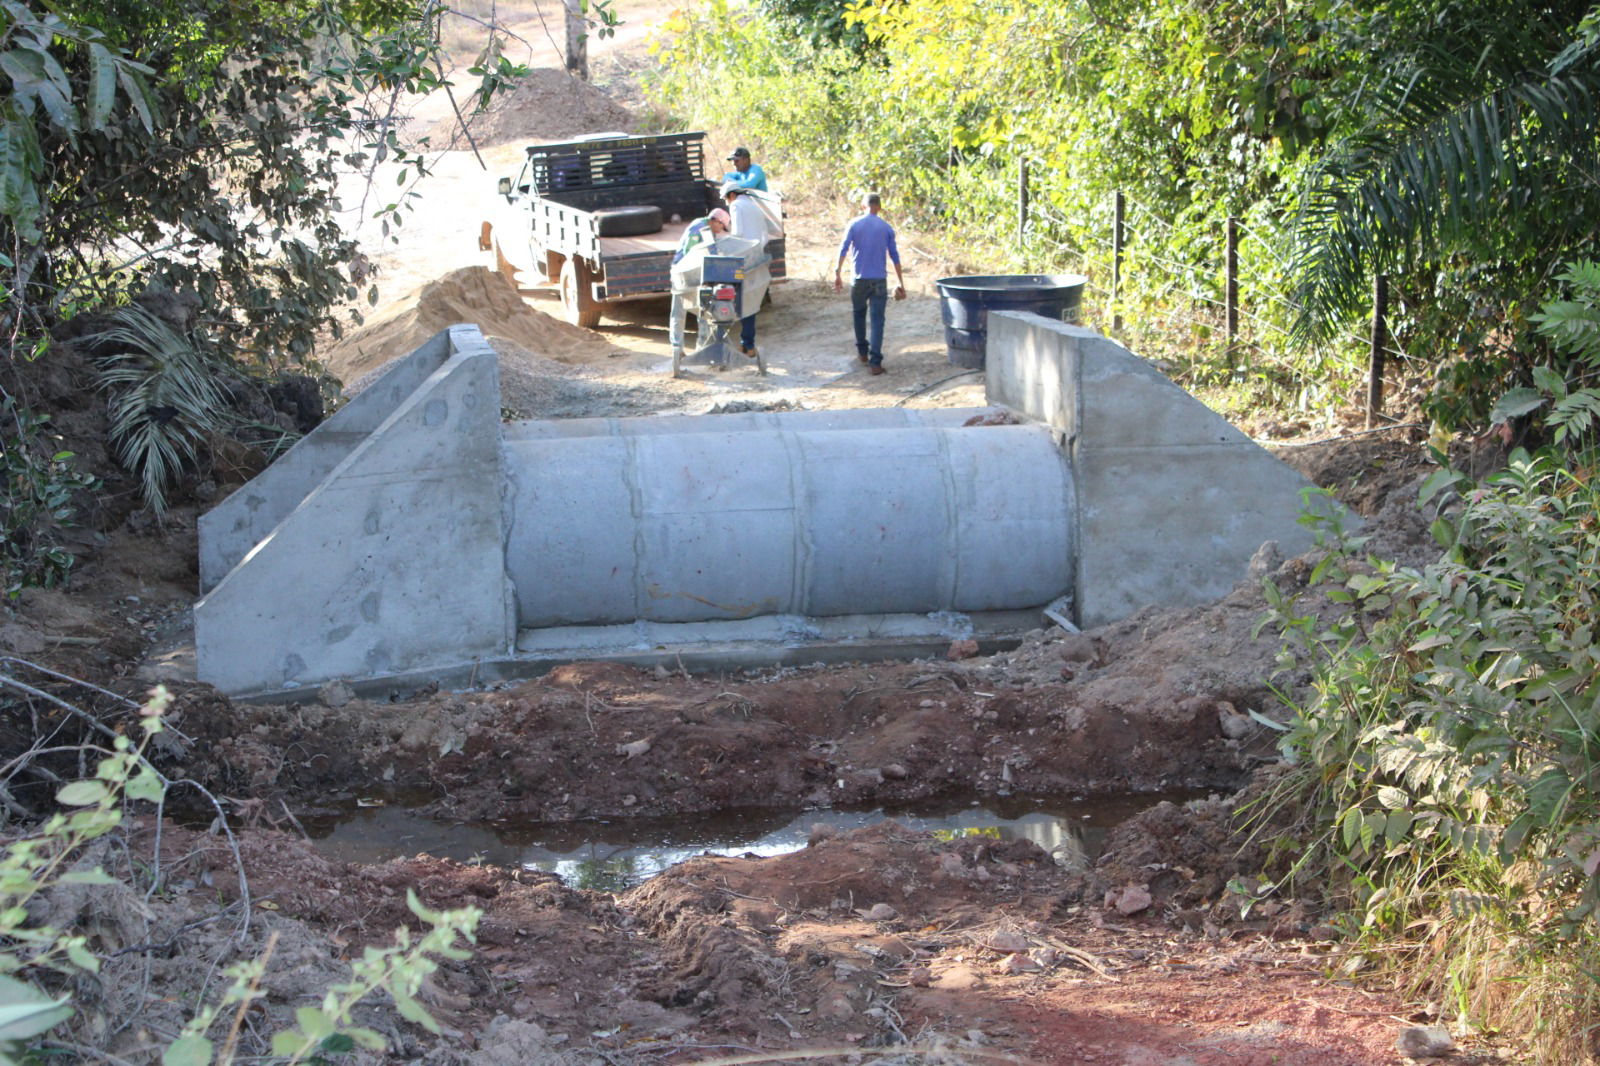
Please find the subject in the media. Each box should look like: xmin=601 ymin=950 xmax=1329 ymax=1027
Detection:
xmin=194 ymin=326 xmax=513 ymax=695
xmin=986 ymin=311 xmax=1323 ymax=626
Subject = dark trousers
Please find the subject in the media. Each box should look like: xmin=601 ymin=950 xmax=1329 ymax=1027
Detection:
xmin=740 ymin=314 xmax=757 ymax=351
xmin=850 ymin=278 xmax=888 ymax=365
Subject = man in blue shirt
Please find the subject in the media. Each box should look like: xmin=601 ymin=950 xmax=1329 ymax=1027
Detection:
xmin=833 ymin=191 xmax=906 ymax=374
xmin=722 ymin=147 xmax=768 ymax=192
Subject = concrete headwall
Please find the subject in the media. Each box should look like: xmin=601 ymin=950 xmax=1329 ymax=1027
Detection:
xmin=986 ymin=311 xmax=1322 ymax=626
xmin=194 ymin=317 xmax=1329 ymax=697
xmin=198 ymin=330 xmax=461 ymax=592
xmin=194 ymin=326 xmax=513 ymax=695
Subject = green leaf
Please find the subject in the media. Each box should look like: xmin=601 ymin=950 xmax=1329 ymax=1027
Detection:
xmin=56 ymin=780 xmax=110 ymax=806
xmin=0 ymin=975 xmax=73 ymax=1040
xmin=1531 ymin=364 xmax=1567 ymax=395
xmin=64 ymin=940 xmax=100 ymax=974
xmin=1417 ymin=468 xmax=1461 ymax=507
xmin=295 ymin=1006 xmax=335 ymax=1042
xmin=0 ymin=111 xmax=44 ymax=236
xmin=86 ymin=43 xmax=117 ymax=130
xmin=391 ymin=990 xmax=441 ymax=1033
xmin=319 ymin=1032 xmax=356 ymax=1054
xmin=116 ymin=66 xmax=154 ymax=133
xmin=125 ymin=766 xmax=165 ymax=804
xmin=1 ymin=45 xmax=77 ymax=136
xmin=1377 ymin=786 xmax=1409 ymax=809
xmin=1384 ymin=810 xmax=1414 ymax=846
xmin=344 ymin=1025 xmax=387 ymax=1050
xmin=1340 ymin=807 xmax=1362 ymax=851
xmin=162 ymin=1034 xmax=213 ymax=1066
xmin=1489 ymin=387 xmax=1546 ymax=422
xmin=271 ymin=1031 xmax=308 ymax=1057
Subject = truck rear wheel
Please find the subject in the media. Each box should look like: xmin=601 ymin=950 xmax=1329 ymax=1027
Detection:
xmin=492 ymin=237 xmax=519 ymax=290
xmin=559 ymin=257 xmax=603 ymax=329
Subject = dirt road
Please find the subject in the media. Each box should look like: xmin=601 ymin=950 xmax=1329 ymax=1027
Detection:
xmin=318 ymin=0 xmax=984 ymax=421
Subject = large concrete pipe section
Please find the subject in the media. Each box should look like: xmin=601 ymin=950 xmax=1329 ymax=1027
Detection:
xmin=503 ymin=422 xmax=1074 ymax=628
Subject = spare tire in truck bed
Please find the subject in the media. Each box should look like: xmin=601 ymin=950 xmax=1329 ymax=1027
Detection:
xmin=594 ymin=205 xmax=664 ymax=237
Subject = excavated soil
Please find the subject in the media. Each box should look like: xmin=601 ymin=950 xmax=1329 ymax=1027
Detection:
xmin=0 ymin=2 xmax=1522 ymax=1062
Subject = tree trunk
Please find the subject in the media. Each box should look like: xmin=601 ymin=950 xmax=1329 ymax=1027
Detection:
xmin=564 ymin=0 xmax=588 ymax=80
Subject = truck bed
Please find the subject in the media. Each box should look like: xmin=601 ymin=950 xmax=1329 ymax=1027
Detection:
xmin=597 ymin=221 xmax=692 ymax=258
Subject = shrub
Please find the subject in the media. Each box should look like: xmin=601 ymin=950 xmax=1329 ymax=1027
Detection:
xmin=0 ymin=685 xmax=481 ymax=1064
xmin=1254 ymin=457 xmax=1600 ymax=1061
xmin=0 ymin=401 xmax=98 ymax=600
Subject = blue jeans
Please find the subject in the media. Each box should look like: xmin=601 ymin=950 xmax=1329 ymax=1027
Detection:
xmin=740 ymin=313 xmax=757 ymax=351
xmin=850 ymin=278 xmax=888 ymax=365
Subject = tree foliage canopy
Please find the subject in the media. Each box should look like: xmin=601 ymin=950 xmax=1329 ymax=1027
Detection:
xmin=1 ymin=0 xmax=519 ymax=366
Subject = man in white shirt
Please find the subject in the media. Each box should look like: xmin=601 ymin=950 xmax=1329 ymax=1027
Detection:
xmin=722 ymin=182 xmax=772 ymax=359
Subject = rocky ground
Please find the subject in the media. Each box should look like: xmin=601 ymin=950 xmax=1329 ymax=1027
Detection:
xmin=0 ymin=2 xmax=1521 ymax=1063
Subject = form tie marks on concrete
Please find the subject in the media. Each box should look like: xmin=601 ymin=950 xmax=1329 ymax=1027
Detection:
xmin=194 ymin=315 xmax=1339 ymax=698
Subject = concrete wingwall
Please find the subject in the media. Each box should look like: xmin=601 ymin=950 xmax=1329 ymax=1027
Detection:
xmin=194 ymin=326 xmax=514 ymax=696
xmin=985 ymin=311 xmax=1323 ymax=628
xmin=197 ymin=329 xmax=461 ymax=593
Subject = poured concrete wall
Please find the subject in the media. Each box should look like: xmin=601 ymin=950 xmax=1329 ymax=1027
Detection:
xmin=194 ymin=326 xmax=514 ymax=695
xmin=198 ymin=330 xmax=461 ymax=593
xmin=986 ymin=311 xmax=1322 ymax=626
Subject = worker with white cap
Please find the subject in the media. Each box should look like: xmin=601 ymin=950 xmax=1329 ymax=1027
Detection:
xmin=669 ymin=207 xmax=731 ymax=359
xmin=721 ymin=181 xmax=773 ymax=359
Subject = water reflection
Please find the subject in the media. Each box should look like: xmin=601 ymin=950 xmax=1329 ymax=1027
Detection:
xmin=303 ymin=793 xmax=1188 ymax=893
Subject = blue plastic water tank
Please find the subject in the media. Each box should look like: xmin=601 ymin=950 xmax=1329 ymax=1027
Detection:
xmin=935 ymin=274 xmax=1087 ymax=368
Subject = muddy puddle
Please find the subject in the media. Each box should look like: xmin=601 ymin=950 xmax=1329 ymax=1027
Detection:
xmin=301 ymin=793 xmax=1197 ymax=891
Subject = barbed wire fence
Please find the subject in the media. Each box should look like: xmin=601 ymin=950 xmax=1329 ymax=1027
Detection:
xmin=1013 ymin=163 xmax=1410 ymax=428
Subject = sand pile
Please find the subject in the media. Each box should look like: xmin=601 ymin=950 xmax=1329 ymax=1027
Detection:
xmin=321 ymin=266 xmax=617 ymax=388
xmin=424 ymin=68 xmax=637 ymax=150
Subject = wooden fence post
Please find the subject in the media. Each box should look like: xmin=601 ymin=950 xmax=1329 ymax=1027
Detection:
xmin=1226 ymin=216 xmax=1240 ymax=369
xmin=1018 ymin=159 xmax=1030 ymax=245
xmin=1368 ymin=273 xmax=1389 ymax=427
xmin=1112 ymin=191 xmax=1125 ymax=333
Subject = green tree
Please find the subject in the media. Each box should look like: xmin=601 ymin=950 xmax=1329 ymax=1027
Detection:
xmin=0 ymin=0 xmax=527 ymax=563
xmin=1290 ymin=1 xmax=1600 ymax=424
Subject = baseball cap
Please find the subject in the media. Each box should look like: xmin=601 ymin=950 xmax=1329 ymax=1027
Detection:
xmin=726 ymin=147 xmax=751 ymax=160
xmin=720 ymin=180 xmax=744 ymax=197
xmin=708 ymin=208 xmax=731 ymax=226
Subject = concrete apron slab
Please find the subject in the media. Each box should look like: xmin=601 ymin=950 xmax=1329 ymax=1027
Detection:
xmin=189 ymin=317 xmax=1338 ymax=700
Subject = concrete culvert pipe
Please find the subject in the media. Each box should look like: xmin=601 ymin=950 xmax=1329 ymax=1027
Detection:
xmin=504 ymin=422 xmax=1075 ymax=628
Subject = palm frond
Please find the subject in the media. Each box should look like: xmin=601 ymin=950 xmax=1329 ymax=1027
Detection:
xmin=1291 ymin=67 xmax=1600 ymax=342
xmin=89 ymin=304 xmax=236 ymax=514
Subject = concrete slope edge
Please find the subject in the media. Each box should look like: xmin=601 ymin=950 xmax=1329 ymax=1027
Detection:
xmin=195 ymin=325 xmax=512 ymax=696
xmin=984 ymin=311 xmax=1342 ymax=628
xmin=197 ymin=328 xmax=460 ymax=592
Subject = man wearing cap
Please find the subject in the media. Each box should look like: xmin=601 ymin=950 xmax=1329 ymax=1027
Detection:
xmin=833 ymin=191 xmax=906 ymax=375
xmin=669 ymin=208 xmax=731 ymax=358
xmin=722 ymin=147 xmax=768 ymax=192
xmin=722 ymin=181 xmax=773 ymax=359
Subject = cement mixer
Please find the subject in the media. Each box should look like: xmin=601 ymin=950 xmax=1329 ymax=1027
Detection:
xmin=669 ymin=233 xmax=770 ymax=376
